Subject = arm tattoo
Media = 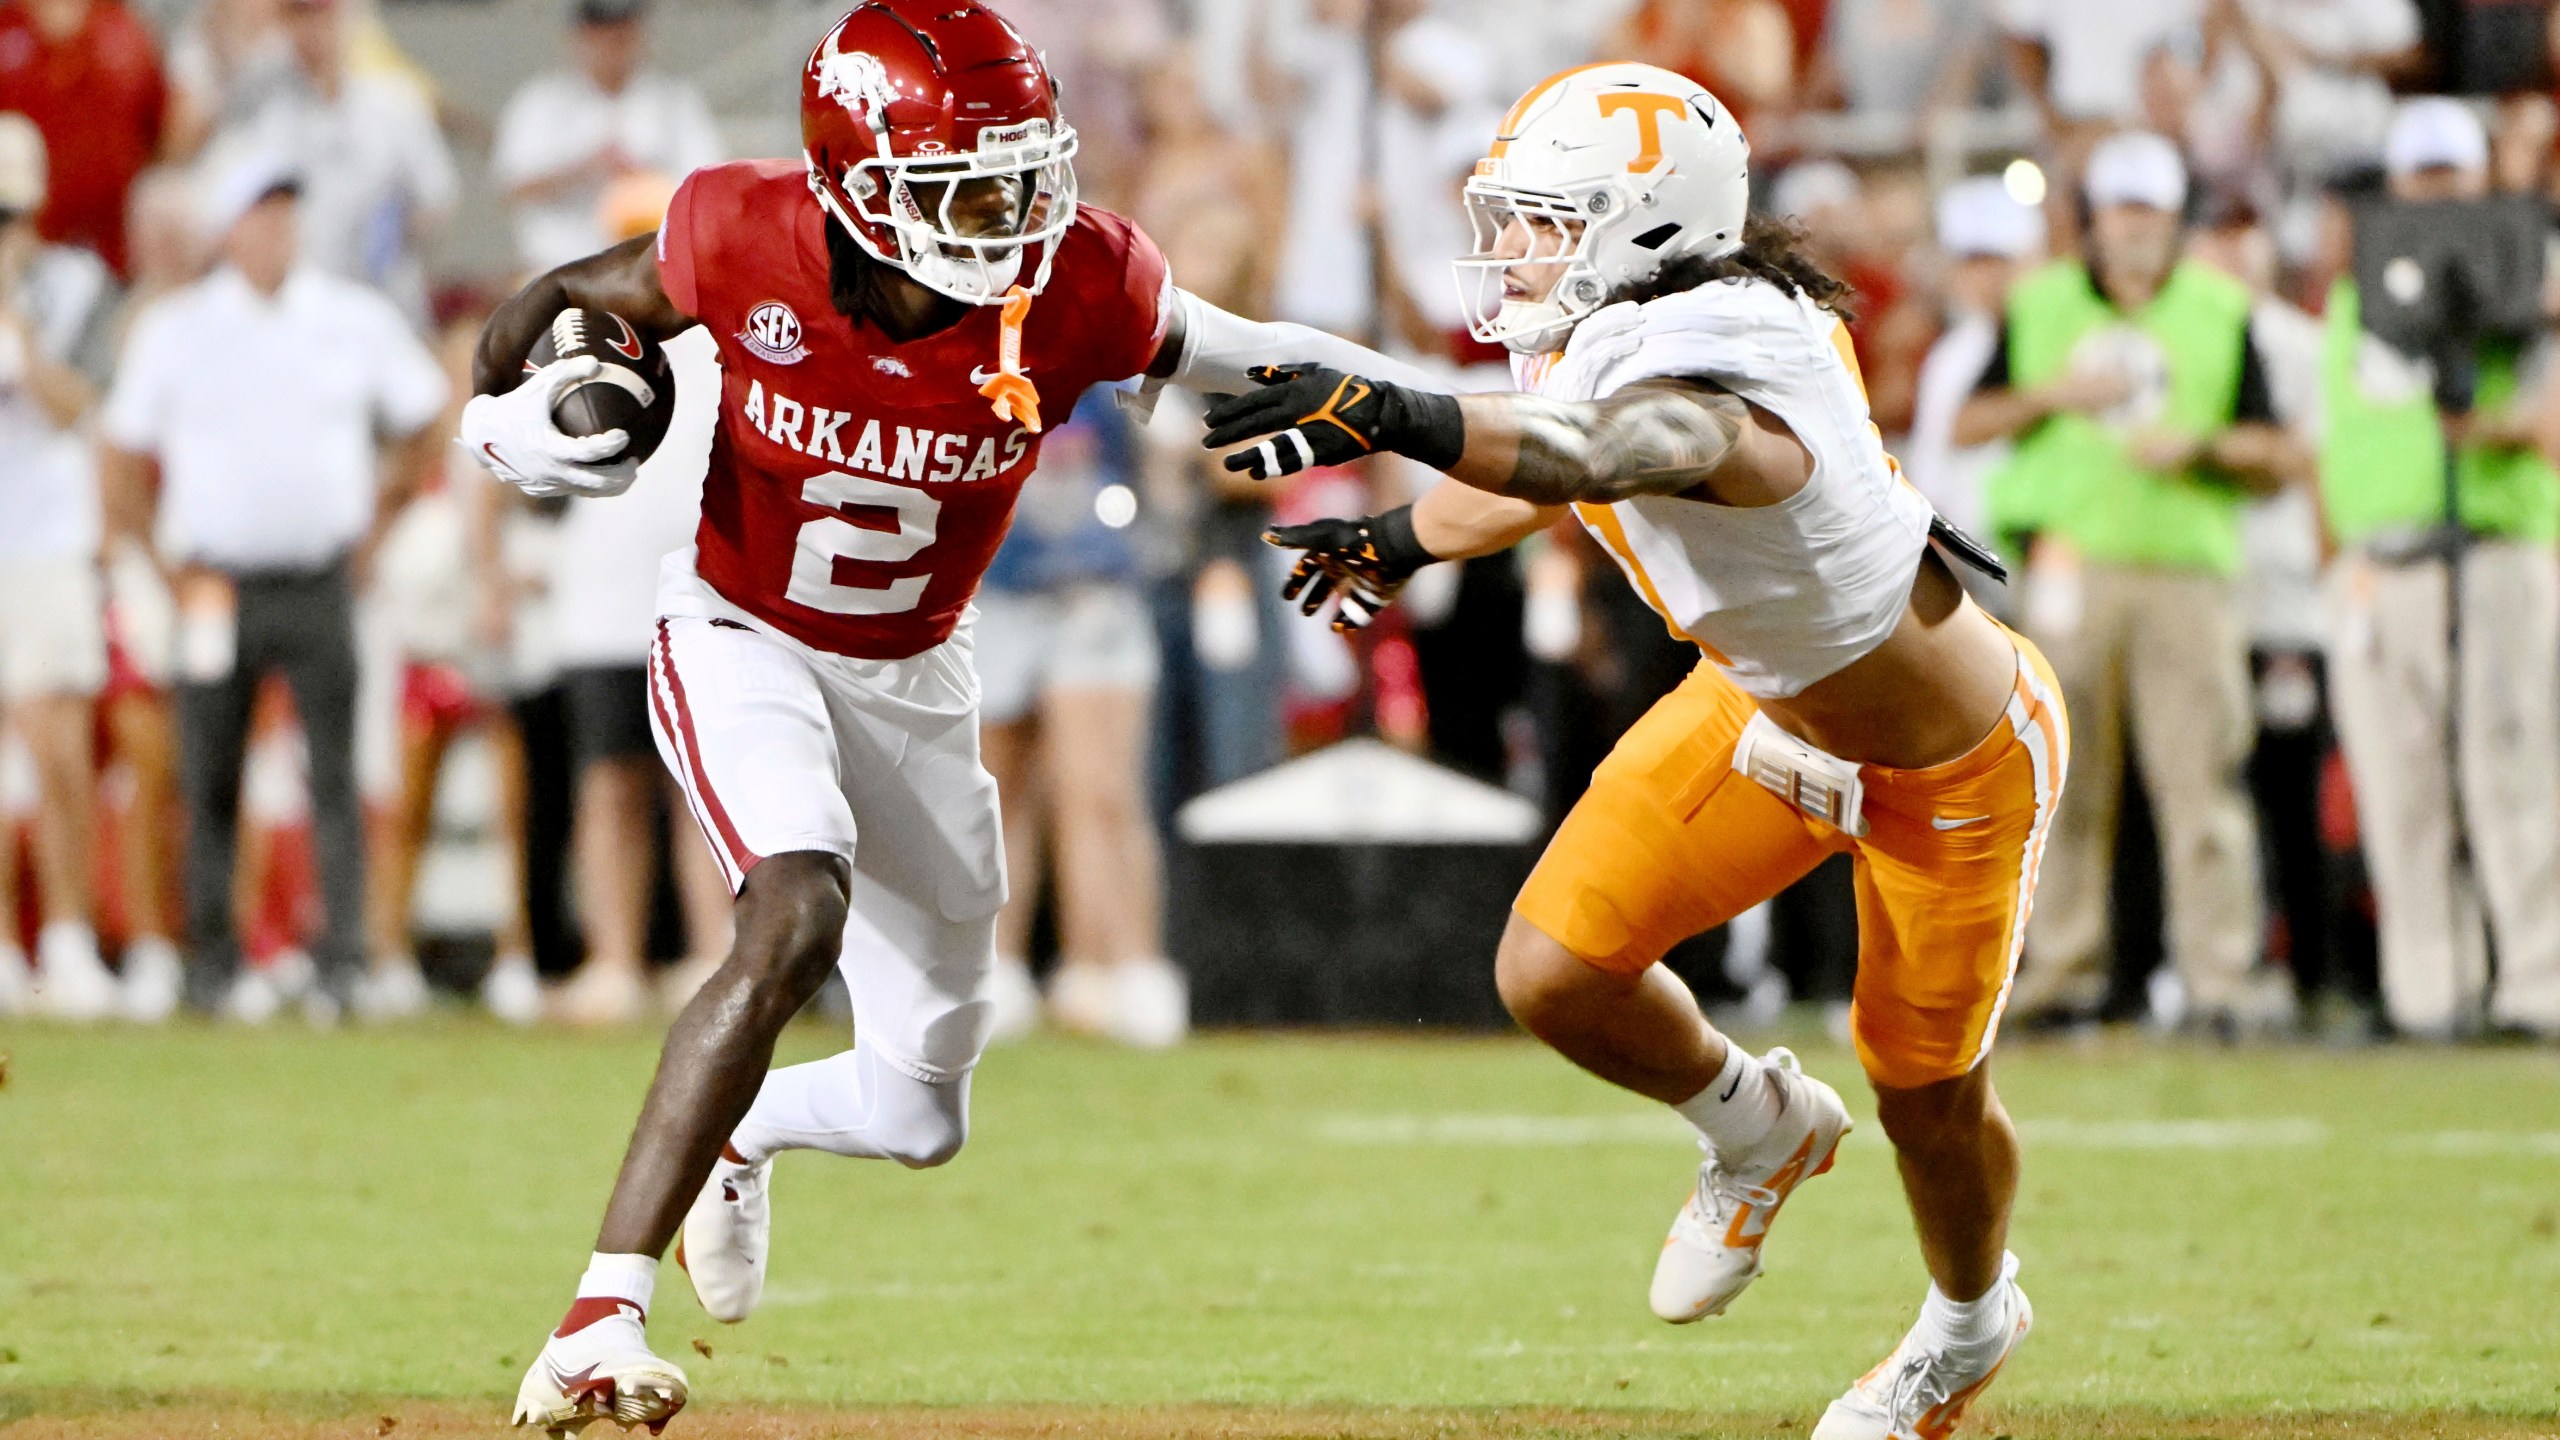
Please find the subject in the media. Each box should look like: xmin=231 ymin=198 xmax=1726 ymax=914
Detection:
xmin=1497 ymin=381 xmax=1750 ymax=505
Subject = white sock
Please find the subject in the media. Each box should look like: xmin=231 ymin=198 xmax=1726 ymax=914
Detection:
xmin=1921 ymin=1270 xmax=2012 ymax=1357
xmin=575 ymin=1252 xmax=658 ymax=1312
xmin=1671 ymin=1042 xmax=1785 ymax=1155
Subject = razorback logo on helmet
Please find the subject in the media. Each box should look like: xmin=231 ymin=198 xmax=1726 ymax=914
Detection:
xmin=813 ymin=46 xmax=896 ymax=127
xmin=798 ymin=1 xmax=1079 ymax=306
xmin=740 ymin=301 xmax=810 ymax=365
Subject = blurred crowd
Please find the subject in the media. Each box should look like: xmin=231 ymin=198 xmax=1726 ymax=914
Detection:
xmin=1 ymin=0 xmax=2558 ymax=1048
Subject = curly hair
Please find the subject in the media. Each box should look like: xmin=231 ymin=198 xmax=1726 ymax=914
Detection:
xmin=1620 ymin=212 xmax=1857 ymax=324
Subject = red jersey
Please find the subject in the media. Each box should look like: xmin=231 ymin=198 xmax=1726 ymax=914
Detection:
xmin=656 ymin=159 xmax=1170 ymax=660
xmin=0 ymin=0 xmax=165 ymax=277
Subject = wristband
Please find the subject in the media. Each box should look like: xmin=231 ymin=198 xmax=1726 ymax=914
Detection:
xmin=1389 ymin=388 xmax=1467 ymax=473
xmin=1367 ymin=504 xmax=1437 ymax=574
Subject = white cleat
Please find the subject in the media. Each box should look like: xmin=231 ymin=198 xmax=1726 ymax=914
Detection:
xmin=1813 ymin=1253 xmax=2033 ymax=1440
xmin=553 ymin=961 xmax=649 ymax=1027
xmin=222 ymin=969 xmax=283 ymax=1026
xmin=985 ymin=954 xmax=1041 ymax=1045
xmin=1650 ymin=1046 xmax=1852 ymax=1323
xmin=1047 ymin=959 xmax=1190 ymax=1048
xmin=119 ymin=937 xmax=185 ymax=1024
xmin=482 ymin=952 xmax=544 ymax=1027
xmin=1108 ymin=958 xmax=1190 ymax=1049
xmin=1046 ymin=960 xmax=1116 ymax=1037
xmin=356 ymin=957 xmax=432 ymax=1022
xmin=512 ymin=1300 xmax=689 ymax=1437
xmin=34 ymin=926 xmax=119 ymax=1022
xmin=677 ymin=1150 xmax=770 ymax=1323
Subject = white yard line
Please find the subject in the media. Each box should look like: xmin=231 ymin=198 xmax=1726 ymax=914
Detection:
xmin=1312 ymin=1113 xmax=2560 ymax=1155
xmin=1314 ymin=1114 xmax=1690 ymax=1147
xmin=2016 ymin=1118 xmax=2331 ymax=1149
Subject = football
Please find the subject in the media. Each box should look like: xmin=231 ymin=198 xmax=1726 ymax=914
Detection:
xmin=524 ymin=307 xmax=675 ymax=466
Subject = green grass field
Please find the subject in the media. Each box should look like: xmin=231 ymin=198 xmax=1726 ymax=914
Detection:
xmin=2 ymin=1018 xmax=2556 ymax=1438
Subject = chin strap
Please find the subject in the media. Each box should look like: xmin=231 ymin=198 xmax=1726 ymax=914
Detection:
xmin=978 ymin=284 xmax=1043 ymax=432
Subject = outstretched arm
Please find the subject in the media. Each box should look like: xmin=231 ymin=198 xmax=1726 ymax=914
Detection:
xmin=1413 ymin=481 xmax=1561 ymax=558
xmin=1263 ymin=483 xmax=1561 ymax=632
xmin=1440 ymin=380 xmax=1810 ymax=506
xmin=1147 ymin=288 xmax=1457 ymax=397
xmin=1201 ymin=364 xmax=1813 ymax=507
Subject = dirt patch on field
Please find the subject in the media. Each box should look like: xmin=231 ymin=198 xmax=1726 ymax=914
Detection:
xmin=1 ymin=1400 xmax=2554 ymax=1440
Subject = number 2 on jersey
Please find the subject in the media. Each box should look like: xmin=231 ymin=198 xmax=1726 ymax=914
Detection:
xmin=786 ymin=469 xmax=942 ymax=615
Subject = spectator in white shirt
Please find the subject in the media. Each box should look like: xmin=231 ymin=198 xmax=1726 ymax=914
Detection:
xmin=215 ymin=0 xmax=456 ymax=322
xmin=2001 ymin=0 xmax=2202 ymax=139
xmin=489 ymin=0 xmax=721 ymax=278
xmin=1372 ymin=0 xmax=1502 ymax=348
xmin=97 ymin=150 xmax=446 ymax=1021
xmin=1264 ymin=0 xmax=1374 ymax=338
xmin=2226 ymin=0 xmax=2421 ymax=187
xmin=0 ymin=111 xmax=126 ymax=1022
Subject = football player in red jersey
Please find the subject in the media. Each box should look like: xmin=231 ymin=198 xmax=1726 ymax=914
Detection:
xmin=460 ymin=4 xmax=1449 ymax=1431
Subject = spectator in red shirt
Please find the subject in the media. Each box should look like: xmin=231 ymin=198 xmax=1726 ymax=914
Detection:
xmin=0 ymin=0 xmax=169 ymax=277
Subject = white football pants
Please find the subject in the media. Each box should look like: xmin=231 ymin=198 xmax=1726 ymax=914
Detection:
xmin=648 ymin=556 xmax=1008 ymax=1161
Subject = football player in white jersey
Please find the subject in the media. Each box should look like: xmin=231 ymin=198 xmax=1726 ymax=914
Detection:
xmin=1206 ymin=64 xmax=2066 ymax=1440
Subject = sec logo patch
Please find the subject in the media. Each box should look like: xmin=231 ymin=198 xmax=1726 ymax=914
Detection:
xmin=740 ymin=301 xmax=809 ymax=364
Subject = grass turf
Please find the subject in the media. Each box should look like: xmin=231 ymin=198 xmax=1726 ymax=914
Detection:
xmin=0 ymin=1020 xmax=2555 ymax=1437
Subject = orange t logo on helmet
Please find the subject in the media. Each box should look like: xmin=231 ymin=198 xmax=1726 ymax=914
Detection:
xmin=1596 ymin=93 xmax=1690 ymax=173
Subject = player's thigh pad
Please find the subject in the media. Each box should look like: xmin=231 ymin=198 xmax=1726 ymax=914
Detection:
xmin=648 ymin=616 xmax=857 ymax=891
xmin=1515 ymin=660 xmax=1835 ymax=974
xmin=1847 ymin=637 xmax=2068 ymax=1089
xmin=819 ymin=627 xmax=1008 ymax=927
xmin=836 ymin=864 xmax=998 ymax=1081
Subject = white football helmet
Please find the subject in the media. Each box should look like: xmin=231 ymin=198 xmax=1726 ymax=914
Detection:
xmin=1456 ymin=63 xmax=1751 ymax=354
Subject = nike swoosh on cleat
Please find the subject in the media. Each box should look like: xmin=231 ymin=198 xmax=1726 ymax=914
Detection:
xmin=1931 ymin=814 xmax=1989 ymax=830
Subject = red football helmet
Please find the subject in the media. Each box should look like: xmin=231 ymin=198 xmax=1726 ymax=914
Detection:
xmin=800 ymin=1 xmax=1080 ymax=305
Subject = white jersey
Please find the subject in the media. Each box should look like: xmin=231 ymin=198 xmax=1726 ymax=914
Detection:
xmin=1521 ymin=278 xmax=1934 ymax=700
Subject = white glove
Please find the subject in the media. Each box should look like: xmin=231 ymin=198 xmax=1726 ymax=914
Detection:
xmin=459 ymin=356 xmax=640 ymax=499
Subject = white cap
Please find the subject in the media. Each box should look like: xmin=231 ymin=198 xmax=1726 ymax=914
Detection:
xmin=0 ymin=112 xmax=44 ymax=215
xmin=2083 ymin=131 xmax=2188 ymax=212
xmin=1936 ymin=175 xmax=2043 ymax=259
xmin=199 ymin=147 xmax=300 ymax=240
xmin=1771 ymin=159 xmax=1860 ymax=222
xmin=2385 ymin=97 xmax=2489 ymax=178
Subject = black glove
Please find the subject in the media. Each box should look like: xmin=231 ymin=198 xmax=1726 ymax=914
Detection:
xmin=1262 ymin=505 xmax=1437 ymax=632
xmin=1202 ymin=364 xmax=1466 ymax=480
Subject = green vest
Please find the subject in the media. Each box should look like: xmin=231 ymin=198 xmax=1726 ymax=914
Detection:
xmin=2318 ymin=280 xmax=2559 ymax=546
xmin=1989 ymin=258 xmax=2256 ymax=574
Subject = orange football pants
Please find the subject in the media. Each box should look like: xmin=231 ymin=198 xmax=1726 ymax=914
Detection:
xmin=1514 ymin=635 xmax=2069 ymax=1089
